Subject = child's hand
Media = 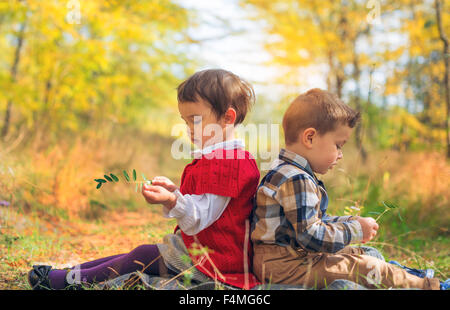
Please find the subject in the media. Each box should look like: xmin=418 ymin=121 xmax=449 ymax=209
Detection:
xmin=356 ymin=217 xmax=379 ymax=243
xmin=151 ymin=176 xmax=178 ymax=192
xmin=142 ymin=183 xmax=177 ymax=209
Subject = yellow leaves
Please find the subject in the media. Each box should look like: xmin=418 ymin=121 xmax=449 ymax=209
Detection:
xmin=430 ymin=128 xmax=446 ymax=142
xmin=430 ymin=62 xmax=445 ymax=77
xmin=378 ymin=47 xmax=406 ymax=62
xmin=0 ymin=0 xmax=191 ymax=138
xmin=243 ymin=0 xmax=447 ymax=144
xmin=390 ymin=107 xmax=426 ymax=134
xmin=382 ymin=171 xmax=390 ymax=189
xmin=242 ymin=0 xmax=381 ymax=88
xmin=385 ymin=106 xmax=446 ymax=149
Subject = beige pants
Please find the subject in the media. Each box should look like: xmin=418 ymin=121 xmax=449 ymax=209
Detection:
xmin=253 ymin=244 xmax=440 ymax=290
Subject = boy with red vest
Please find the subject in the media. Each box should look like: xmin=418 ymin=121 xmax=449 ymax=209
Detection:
xmin=28 ymin=69 xmax=261 ymax=290
xmin=144 ymin=69 xmax=261 ymax=289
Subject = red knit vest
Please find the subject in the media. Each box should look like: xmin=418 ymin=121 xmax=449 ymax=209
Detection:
xmin=177 ymin=147 xmax=261 ymax=289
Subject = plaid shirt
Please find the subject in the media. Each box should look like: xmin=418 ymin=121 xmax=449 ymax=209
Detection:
xmin=251 ymin=148 xmax=363 ymax=254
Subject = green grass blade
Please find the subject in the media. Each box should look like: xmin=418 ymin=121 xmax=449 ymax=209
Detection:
xmin=141 ymin=173 xmax=147 ymax=181
xmin=133 ymin=169 xmax=137 ymax=181
xmin=382 ymin=201 xmax=398 ymax=209
xmin=123 ymin=170 xmax=130 ymax=182
xmin=397 ymin=210 xmax=404 ymax=222
xmin=367 ymin=211 xmax=381 ymax=215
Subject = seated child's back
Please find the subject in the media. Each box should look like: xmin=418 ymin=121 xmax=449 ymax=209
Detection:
xmin=251 ymin=88 xmax=440 ymax=290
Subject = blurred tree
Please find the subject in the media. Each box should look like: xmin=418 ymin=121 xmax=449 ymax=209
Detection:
xmin=241 ymin=0 xmax=449 ymax=156
xmin=434 ymin=0 xmax=450 ymax=158
xmin=0 ymin=0 xmax=193 ymax=148
xmin=0 ymin=14 xmax=26 ymax=139
xmin=240 ymin=0 xmax=376 ymax=161
xmin=379 ymin=0 xmax=449 ymax=153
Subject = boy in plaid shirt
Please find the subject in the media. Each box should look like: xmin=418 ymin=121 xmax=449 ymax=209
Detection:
xmin=251 ymin=88 xmax=441 ymax=289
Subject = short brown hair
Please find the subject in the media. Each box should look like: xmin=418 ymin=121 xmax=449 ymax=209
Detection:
xmin=177 ymin=69 xmax=255 ymax=125
xmin=282 ymin=88 xmax=360 ymax=145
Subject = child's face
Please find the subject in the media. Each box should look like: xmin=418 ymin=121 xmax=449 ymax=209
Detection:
xmin=308 ymin=124 xmax=353 ymax=175
xmin=178 ymin=99 xmax=228 ymax=148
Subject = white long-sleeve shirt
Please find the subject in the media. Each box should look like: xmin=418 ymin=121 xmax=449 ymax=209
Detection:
xmin=162 ymin=139 xmax=244 ymax=235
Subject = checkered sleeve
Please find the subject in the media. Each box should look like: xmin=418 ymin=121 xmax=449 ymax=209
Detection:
xmin=322 ymin=214 xmax=357 ymax=223
xmin=275 ymin=175 xmax=363 ymax=253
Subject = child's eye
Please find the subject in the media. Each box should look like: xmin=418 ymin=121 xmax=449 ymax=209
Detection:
xmin=336 ymin=144 xmax=342 ymax=150
xmin=192 ymin=116 xmax=203 ymax=125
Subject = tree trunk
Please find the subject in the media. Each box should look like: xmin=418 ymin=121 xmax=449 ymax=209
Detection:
xmin=32 ymin=75 xmax=53 ymax=151
xmin=434 ymin=0 xmax=450 ymax=159
xmin=326 ymin=50 xmax=333 ymax=92
xmin=1 ymin=21 xmax=26 ymax=140
xmin=367 ymin=65 xmax=376 ymax=141
xmin=335 ymin=67 xmax=345 ymax=99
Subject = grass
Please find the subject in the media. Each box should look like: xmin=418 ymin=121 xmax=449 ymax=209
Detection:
xmin=0 ymin=127 xmax=449 ymax=289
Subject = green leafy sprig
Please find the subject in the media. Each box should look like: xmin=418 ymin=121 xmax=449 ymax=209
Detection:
xmin=367 ymin=200 xmax=403 ymax=222
xmin=94 ymin=169 xmax=152 ymax=192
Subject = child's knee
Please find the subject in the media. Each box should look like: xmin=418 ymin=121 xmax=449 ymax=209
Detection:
xmin=359 ymin=246 xmax=385 ymax=261
xmin=130 ymin=244 xmax=159 ymax=260
xmin=323 ymin=254 xmax=383 ymax=280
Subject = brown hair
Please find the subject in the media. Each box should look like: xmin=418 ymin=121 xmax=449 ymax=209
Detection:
xmin=282 ymin=88 xmax=360 ymax=145
xmin=177 ymin=69 xmax=255 ymax=125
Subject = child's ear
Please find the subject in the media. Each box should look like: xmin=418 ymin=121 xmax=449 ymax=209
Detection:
xmin=223 ymin=108 xmax=237 ymax=125
xmin=302 ymin=128 xmax=316 ymax=149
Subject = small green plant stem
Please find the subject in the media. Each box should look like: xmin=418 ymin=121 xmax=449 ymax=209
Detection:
xmin=375 ymin=208 xmax=391 ymax=222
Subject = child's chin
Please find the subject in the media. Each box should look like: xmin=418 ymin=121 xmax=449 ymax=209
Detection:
xmin=319 ymin=167 xmax=332 ymax=175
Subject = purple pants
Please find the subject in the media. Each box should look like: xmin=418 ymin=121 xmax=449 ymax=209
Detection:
xmin=48 ymin=244 xmax=176 ymax=289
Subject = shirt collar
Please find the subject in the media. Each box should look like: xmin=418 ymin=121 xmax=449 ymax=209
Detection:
xmin=191 ymin=139 xmax=245 ymax=156
xmin=278 ymin=148 xmax=322 ymax=185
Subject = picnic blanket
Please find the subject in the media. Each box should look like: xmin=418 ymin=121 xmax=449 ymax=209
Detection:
xmin=98 ymin=271 xmax=368 ymax=290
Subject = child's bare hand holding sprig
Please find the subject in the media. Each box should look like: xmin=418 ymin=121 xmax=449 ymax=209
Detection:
xmin=142 ymin=182 xmax=177 ymax=210
xmin=355 ymin=216 xmax=379 ymax=243
xmin=150 ymin=176 xmax=178 ymax=192
xmin=344 ymin=200 xmax=401 ymax=244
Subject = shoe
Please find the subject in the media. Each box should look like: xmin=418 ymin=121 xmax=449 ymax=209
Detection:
xmin=388 ymin=260 xmax=435 ymax=278
xmin=440 ymin=279 xmax=450 ymax=290
xmin=27 ymin=265 xmax=53 ymax=290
